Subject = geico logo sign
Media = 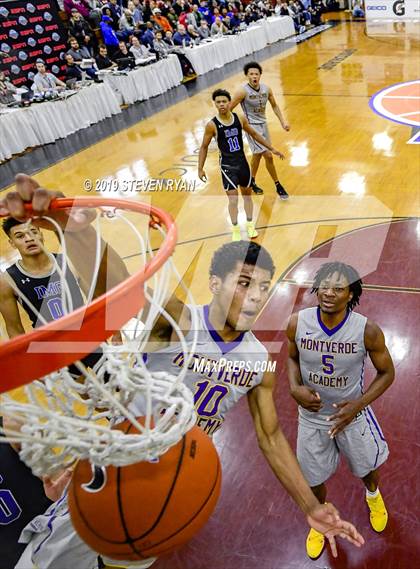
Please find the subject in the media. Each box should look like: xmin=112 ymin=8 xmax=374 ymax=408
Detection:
xmin=393 ymin=0 xmax=405 ymax=15
xmin=367 ymin=5 xmax=387 ymax=9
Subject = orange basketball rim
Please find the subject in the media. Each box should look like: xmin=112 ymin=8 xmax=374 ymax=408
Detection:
xmin=0 ymin=197 xmax=177 ymax=394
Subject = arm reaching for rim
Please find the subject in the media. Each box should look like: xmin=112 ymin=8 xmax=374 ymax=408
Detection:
xmin=0 ymin=174 xmax=129 ymax=299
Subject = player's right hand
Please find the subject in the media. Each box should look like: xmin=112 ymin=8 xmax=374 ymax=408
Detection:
xmin=290 ymin=386 xmax=322 ymax=412
xmin=0 ymin=173 xmax=95 ymax=232
xmin=272 ymin=149 xmax=285 ymax=159
xmin=198 ymin=169 xmax=207 ymax=182
xmin=307 ymin=502 xmax=365 ymax=558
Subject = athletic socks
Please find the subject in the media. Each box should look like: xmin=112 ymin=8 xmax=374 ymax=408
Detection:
xmin=366 ymin=488 xmax=380 ymax=499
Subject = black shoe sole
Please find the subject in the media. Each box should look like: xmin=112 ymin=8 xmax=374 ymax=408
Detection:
xmin=252 ymin=188 xmax=264 ymax=195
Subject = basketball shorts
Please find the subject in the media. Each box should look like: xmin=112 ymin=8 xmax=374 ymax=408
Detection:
xmin=296 ymin=408 xmax=389 ymax=487
xmin=245 ymin=123 xmax=271 ymax=154
xmin=220 ymin=159 xmax=251 ymax=191
xmin=15 ymin=491 xmax=99 ymax=569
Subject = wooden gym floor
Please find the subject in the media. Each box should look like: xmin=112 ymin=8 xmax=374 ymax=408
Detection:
xmin=0 ymin=15 xmax=419 ymax=569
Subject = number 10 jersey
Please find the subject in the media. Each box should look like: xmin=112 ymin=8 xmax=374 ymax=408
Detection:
xmin=131 ymin=304 xmax=269 ymax=436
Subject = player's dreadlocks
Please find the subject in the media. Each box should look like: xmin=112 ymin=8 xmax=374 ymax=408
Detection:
xmin=210 ymin=241 xmax=275 ymax=280
xmin=311 ymin=262 xmax=363 ymax=311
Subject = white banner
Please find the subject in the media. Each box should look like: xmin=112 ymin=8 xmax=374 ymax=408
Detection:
xmin=365 ymin=0 xmax=420 ymax=19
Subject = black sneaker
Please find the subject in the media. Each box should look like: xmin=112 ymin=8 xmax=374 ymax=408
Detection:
xmin=276 ymin=182 xmax=289 ymax=200
xmin=251 ymin=181 xmax=264 ymax=195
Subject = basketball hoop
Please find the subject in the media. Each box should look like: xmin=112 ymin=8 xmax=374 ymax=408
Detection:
xmin=0 ymin=197 xmax=198 ymax=476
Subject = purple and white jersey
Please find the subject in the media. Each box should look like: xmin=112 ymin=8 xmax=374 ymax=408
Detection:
xmin=130 ymin=304 xmax=269 ymax=436
xmin=296 ymin=307 xmax=367 ymax=429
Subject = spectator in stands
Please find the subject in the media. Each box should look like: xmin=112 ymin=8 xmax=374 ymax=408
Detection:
xmin=212 ymin=7 xmax=221 ymax=23
xmin=68 ymin=9 xmax=97 ymax=54
xmin=198 ymin=19 xmax=210 ymax=39
xmin=352 ymin=0 xmax=365 ymax=17
xmin=177 ymin=10 xmax=189 ymax=29
xmin=64 ymin=0 xmax=90 ymax=20
xmin=199 ymin=0 xmax=212 ymax=25
xmin=107 ymin=0 xmax=122 ymax=29
xmin=67 ymin=36 xmax=92 ymax=60
xmin=211 ymin=16 xmax=227 ymax=36
xmin=308 ymin=2 xmax=322 ymax=24
xmin=119 ymin=8 xmax=136 ymax=36
xmin=187 ymin=24 xmax=201 ymax=42
xmin=173 ymin=0 xmax=185 ymax=17
xmin=100 ymin=14 xmax=120 ymax=53
xmin=64 ymin=53 xmax=83 ymax=87
xmin=67 ymin=37 xmax=99 ymax=79
xmin=173 ymin=23 xmax=192 ymax=46
xmin=131 ymin=0 xmax=144 ymax=24
xmin=238 ymin=12 xmax=247 ymax=29
xmin=187 ymin=4 xmax=203 ymax=29
xmin=151 ymin=8 xmax=173 ymax=32
xmin=142 ymin=21 xmax=156 ymax=48
xmin=130 ymin=35 xmax=155 ymax=61
xmin=113 ymin=39 xmax=136 ymax=68
xmin=287 ymin=0 xmax=306 ymax=31
xmin=32 ymin=60 xmax=66 ymax=93
xmin=164 ymin=29 xmax=176 ymax=47
xmin=166 ymin=7 xmax=179 ymax=28
xmin=0 ymin=70 xmax=17 ymax=105
xmin=95 ymin=44 xmax=118 ymax=69
xmin=153 ymin=29 xmax=170 ymax=57
xmin=275 ymin=1 xmax=290 ymax=15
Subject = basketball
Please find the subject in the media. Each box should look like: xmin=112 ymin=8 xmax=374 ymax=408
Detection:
xmin=68 ymin=419 xmax=222 ymax=561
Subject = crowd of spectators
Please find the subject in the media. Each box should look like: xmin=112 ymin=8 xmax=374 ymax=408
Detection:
xmin=1 ymin=0 xmax=331 ymax=101
xmin=59 ymin=0 xmax=329 ymax=87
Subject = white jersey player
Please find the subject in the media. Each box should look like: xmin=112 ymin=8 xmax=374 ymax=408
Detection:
xmin=287 ymin=262 xmax=395 ymax=560
xmin=131 ymin=241 xmax=364 ymax=560
xmin=230 ymin=61 xmax=290 ymax=198
xmin=131 ymin=303 xmax=270 ymax=436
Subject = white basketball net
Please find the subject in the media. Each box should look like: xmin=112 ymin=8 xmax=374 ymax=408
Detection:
xmin=0 ymin=205 xmax=197 ymax=477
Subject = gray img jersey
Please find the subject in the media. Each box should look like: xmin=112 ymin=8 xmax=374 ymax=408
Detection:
xmin=240 ymin=83 xmax=270 ymax=125
xmin=130 ymin=304 xmax=269 ymax=436
xmin=296 ymin=307 xmax=367 ymax=429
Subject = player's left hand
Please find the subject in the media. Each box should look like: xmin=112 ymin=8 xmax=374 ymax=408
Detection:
xmin=307 ymin=502 xmax=365 ymax=558
xmin=272 ymin=149 xmax=285 ymax=159
xmin=42 ymin=468 xmax=73 ymax=501
xmin=0 ymin=173 xmax=95 ymax=232
xmin=282 ymin=123 xmax=290 ymax=132
xmin=327 ymin=400 xmax=362 ymax=438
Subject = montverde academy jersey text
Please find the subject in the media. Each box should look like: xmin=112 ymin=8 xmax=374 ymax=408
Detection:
xmin=296 ymin=307 xmax=367 ymax=429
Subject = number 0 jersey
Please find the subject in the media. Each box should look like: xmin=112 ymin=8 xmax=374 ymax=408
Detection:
xmin=130 ymin=304 xmax=269 ymax=436
xmin=6 ymin=253 xmax=84 ymax=328
xmin=296 ymin=307 xmax=367 ymax=429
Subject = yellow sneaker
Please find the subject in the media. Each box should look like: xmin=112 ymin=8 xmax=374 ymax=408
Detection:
xmin=232 ymin=225 xmax=241 ymax=241
xmin=246 ymin=221 xmax=258 ymax=239
xmin=306 ymin=527 xmax=325 ymax=559
xmin=366 ymin=490 xmax=388 ymax=532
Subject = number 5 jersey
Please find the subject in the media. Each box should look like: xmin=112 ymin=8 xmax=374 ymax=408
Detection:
xmin=295 ymin=306 xmax=367 ymax=429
